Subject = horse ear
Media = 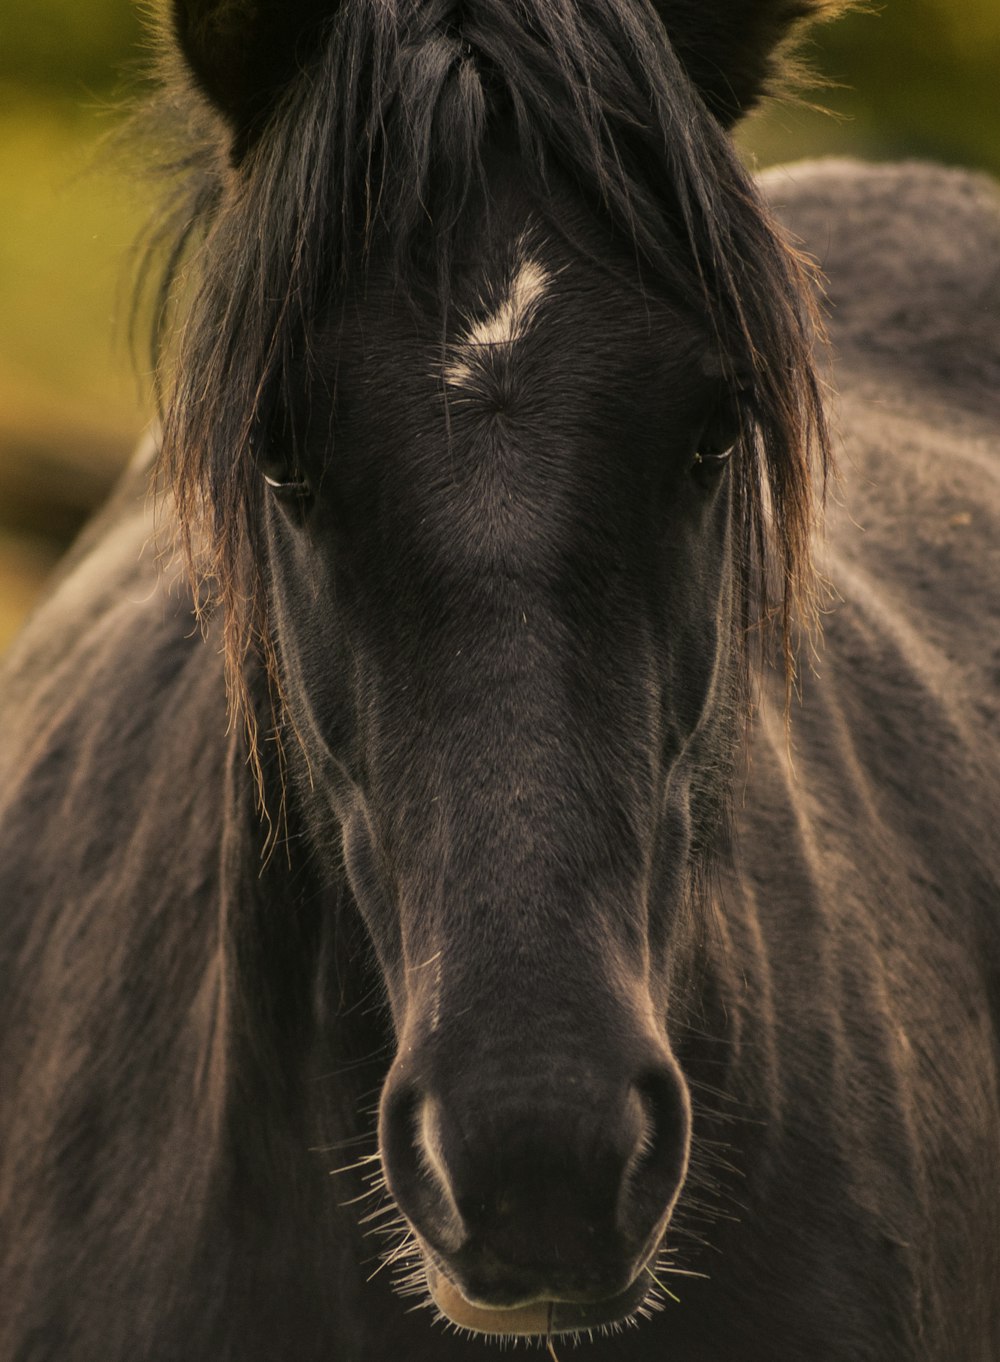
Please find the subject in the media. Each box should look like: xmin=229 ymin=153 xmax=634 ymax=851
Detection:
xmin=172 ymin=0 xmax=338 ymax=150
xmin=653 ymin=0 xmax=845 ymax=126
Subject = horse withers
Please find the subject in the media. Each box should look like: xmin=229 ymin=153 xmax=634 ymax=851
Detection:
xmin=1 ymin=1 xmax=998 ymax=1359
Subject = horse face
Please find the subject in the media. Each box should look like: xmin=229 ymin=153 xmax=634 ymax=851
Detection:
xmin=157 ymin=0 xmax=825 ymax=1336
xmin=258 ymin=188 xmax=742 ymax=1333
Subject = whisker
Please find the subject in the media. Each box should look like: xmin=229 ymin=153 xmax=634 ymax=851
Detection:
xmin=545 ymin=1302 xmax=561 ymax=1360
xmin=366 ymin=1231 xmax=418 ymax=1282
xmin=327 ymin=1152 xmax=383 ymax=1177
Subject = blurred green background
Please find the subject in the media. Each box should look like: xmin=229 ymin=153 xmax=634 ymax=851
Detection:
xmin=1 ymin=0 xmax=998 ymax=647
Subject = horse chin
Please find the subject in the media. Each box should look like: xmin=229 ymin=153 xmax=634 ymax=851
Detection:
xmin=425 ymin=1263 xmax=652 ymax=1339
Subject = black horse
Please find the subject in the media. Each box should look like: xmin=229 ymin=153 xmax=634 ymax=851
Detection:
xmin=1 ymin=2 xmax=998 ymax=1358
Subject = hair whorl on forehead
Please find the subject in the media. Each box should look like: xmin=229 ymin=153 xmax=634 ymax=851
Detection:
xmin=149 ymin=0 xmax=832 ymax=771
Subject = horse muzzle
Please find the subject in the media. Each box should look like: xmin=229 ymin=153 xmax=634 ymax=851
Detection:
xmin=378 ymin=1047 xmax=692 ymax=1337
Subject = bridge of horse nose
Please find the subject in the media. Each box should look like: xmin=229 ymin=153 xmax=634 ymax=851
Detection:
xmin=379 ymin=1056 xmax=691 ymax=1322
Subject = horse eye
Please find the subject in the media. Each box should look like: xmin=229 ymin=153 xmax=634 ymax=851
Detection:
xmin=249 ymin=415 xmax=313 ymax=501
xmin=691 ymin=446 xmax=733 ymax=476
xmin=256 ymin=445 xmax=312 ymax=500
xmin=262 ymin=465 xmax=311 ymax=498
xmin=691 ymin=401 xmax=740 ymax=486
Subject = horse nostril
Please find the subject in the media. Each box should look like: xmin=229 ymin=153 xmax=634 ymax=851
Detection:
xmin=379 ymin=1080 xmax=466 ymax=1256
xmin=618 ymin=1064 xmax=692 ymax=1244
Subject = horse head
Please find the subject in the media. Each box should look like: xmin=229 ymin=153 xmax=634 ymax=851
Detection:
xmin=163 ymin=0 xmax=830 ymax=1338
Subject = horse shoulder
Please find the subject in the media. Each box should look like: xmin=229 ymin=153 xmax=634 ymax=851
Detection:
xmin=761 ymin=157 xmax=1000 ymax=403
xmin=761 ymin=160 xmax=999 ymax=748
xmin=0 ymin=436 xmax=229 ymax=908
xmin=714 ymin=162 xmax=1000 ymax=1356
xmin=0 ymin=439 xmax=249 ymax=1357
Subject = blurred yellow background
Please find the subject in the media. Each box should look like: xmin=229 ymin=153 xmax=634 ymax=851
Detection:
xmin=1 ymin=0 xmax=998 ymax=648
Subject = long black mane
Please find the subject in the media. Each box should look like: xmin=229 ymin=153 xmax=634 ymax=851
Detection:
xmin=145 ymin=0 xmax=830 ymax=742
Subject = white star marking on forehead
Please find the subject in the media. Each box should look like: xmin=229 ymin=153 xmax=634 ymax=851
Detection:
xmin=444 ymin=256 xmax=551 ymax=396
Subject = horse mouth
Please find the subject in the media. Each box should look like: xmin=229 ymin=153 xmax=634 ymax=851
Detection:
xmin=425 ymin=1261 xmax=653 ymax=1338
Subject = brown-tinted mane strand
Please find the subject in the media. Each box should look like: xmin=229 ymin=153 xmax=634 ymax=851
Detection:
xmin=146 ymin=0 xmax=831 ymax=779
